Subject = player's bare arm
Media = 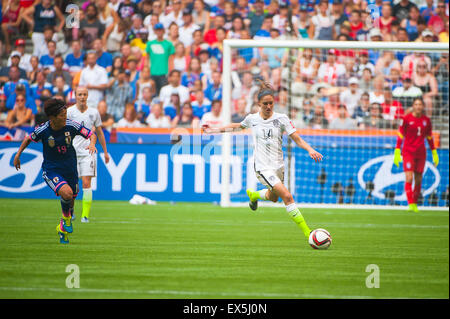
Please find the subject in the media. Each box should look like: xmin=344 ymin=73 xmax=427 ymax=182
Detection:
xmin=95 ymin=126 xmax=110 ymax=164
xmin=202 ymin=123 xmax=243 ymax=134
xmin=86 ymin=133 xmax=97 ymax=155
xmin=289 ymin=133 xmax=323 ymax=163
xmin=13 ymin=136 xmax=33 ymax=170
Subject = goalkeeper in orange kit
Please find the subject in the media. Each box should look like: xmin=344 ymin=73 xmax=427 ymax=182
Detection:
xmin=393 ymin=98 xmax=439 ymax=212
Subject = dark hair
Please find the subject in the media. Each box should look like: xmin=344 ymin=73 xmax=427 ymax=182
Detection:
xmin=43 ymin=25 xmax=54 ymax=33
xmin=212 ymin=99 xmax=222 ymax=106
xmin=256 ymin=79 xmax=274 ymax=101
xmin=85 ymin=3 xmax=98 ymax=15
xmin=44 ymin=98 xmax=66 ymax=117
xmin=169 ymin=69 xmax=181 ymax=77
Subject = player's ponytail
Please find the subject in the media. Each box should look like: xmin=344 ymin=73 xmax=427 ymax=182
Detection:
xmin=256 ymin=79 xmax=275 ymax=101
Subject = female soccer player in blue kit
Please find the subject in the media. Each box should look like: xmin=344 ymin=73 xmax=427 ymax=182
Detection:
xmin=14 ymin=98 xmax=97 ymax=244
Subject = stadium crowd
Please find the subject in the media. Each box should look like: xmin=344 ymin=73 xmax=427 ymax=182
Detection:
xmin=0 ymin=0 xmax=448 ymax=136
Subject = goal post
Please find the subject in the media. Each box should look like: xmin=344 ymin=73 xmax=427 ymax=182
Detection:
xmin=220 ymin=40 xmax=449 ymax=208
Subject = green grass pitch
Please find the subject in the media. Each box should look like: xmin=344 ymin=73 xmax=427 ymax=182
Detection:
xmin=0 ymin=198 xmax=448 ymax=299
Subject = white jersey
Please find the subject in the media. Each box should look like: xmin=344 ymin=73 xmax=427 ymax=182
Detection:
xmin=67 ymin=105 xmax=101 ymax=157
xmin=240 ymin=112 xmax=297 ymax=171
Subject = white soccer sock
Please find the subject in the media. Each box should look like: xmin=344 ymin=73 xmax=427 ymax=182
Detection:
xmin=258 ymin=189 xmax=269 ymax=201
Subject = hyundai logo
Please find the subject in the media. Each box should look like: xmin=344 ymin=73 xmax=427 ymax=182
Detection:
xmin=0 ymin=148 xmax=46 ymax=193
xmin=357 ymin=155 xmax=440 ymax=201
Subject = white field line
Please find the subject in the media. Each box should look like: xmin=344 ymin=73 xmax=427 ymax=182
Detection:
xmin=0 ymin=286 xmax=422 ymax=299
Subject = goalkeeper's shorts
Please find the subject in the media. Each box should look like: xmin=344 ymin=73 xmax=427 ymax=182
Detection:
xmin=403 ymin=152 xmax=426 ymax=174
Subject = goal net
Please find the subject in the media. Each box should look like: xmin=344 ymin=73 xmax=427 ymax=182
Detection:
xmin=218 ymin=40 xmax=449 ymax=208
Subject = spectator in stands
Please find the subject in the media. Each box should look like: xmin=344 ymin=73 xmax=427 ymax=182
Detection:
xmin=420 ymin=0 xmax=436 ymax=24
xmin=375 ymin=2 xmax=396 ymax=39
xmin=97 ymin=0 xmax=117 ymax=28
xmin=171 ymin=101 xmax=200 ymax=128
xmin=393 ymin=77 xmax=423 ymax=109
xmin=162 ymin=0 xmax=184 ymax=29
xmin=47 ymin=56 xmax=72 ymax=87
xmin=159 ymin=69 xmax=190 ymax=108
xmin=98 ymin=100 xmax=115 ymax=130
xmin=126 ymin=13 xmax=144 ymax=44
xmin=79 ymin=51 xmax=109 ymax=107
xmin=117 ymin=0 xmax=139 ymax=20
xmin=352 ymin=91 xmax=371 ymax=128
xmin=253 ymin=14 xmax=272 ymax=40
xmin=369 ymin=75 xmax=386 ymax=105
xmin=0 ymin=52 xmax=28 ymax=82
xmin=27 ymin=56 xmax=41 ymax=84
xmin=248 ymin=0 xmax=265 ymax=37
xmin=92 ymin=39 xmax=113 ymax=73
xmin=387 ymin=68 xmax=403 ymax=91
xmin=23 ymin=0 xmax=65 ymax=58
xmin=192 ymin=0 xmax=211 ymax=32
xmin=336 ymin=57 xmax=357 ymax=87
xmin=381 ymin=87 xmax=404 ymax=125
xmin=393 ymin=0 xmax=418 ymax=22
xmin=0 ymin=95 xmax=7 ymax=124
xmin=375 ymin=51 xmax=402 ymax=79
xmin=31 ymin=70 xmax=53 ymax=110
xmin=311 ymin=103 xmax=328 ymax=129
xmin=329 ymin=104 xmax=356 ymax=130
xmin=312 ymin=0 xmax=335 ymax=40
xmin=52 ymin=76 xmax=72 ymax=99
xmin=146 ymin=23 xmax=175 ymax=95
xmin=204 ymin=70 xmax=223 ymax=102
xmin=136 ymin=66 xmax=156 ymax=101
xmin=402 ymin=51 xmax=432 ymax=79
xmin=135 ymin=86 xmax=153 ymax=121
xmin=318 ymin=50 xmax=346 ymax=85
xmin=1 ymin=0 xmax=25 ymax=55
xmin=231 ymin=98 xmax=248 ymax=123
xmin=428 ymin=0 xmax=448 ymax=37
xmin=201 ymin=99 xmax=223 ymax=128
xmin=39 ymin=40 xmax=57 ymax=72
xmin=163 ymin=92 xmax=181 ymax=120
xmin=324 ymin=87 xmax=344 ymax=123
xmin=181 ymin=56 xmax=204 ymax=91
xmin=65 ymin=40 xmax=85 ymax=76
xmin=126 ymin=55 xmax=140 ymax=98
xmin=7 ymin=39 xmax=32 ymax=74
xmin=363 ymin=102 xmax=388 ymax=129
xmin=117 ymin=103 xmax=143 ymax=128
xmin=106 ymin=68 xmax=134 ymax=121
xmin=191 ymin=89 xmax=211 ymax=119
xmin=331 ymin=0 xmax=347 ymax=37
xmin=4 ymin=92 xmax=33 ymax=130
xmin=103 ymin=18 xmax=129 ymax=56
xmin=3 ymin=67 xmax=32 ymax=111
xmin=79 ymin=4 xmax=105 ymax=51
xmin=340 ymin=77 xmax=362 ymax=117
xmin=438 ymin=20 xmax=448 ymax=42
xmin=146 ymin=102 xmax=171 ymax=128
xmin=412 ymin=60 xmax=438 ymax=116
xmin=400 ymin=5 xmax=421 ymax=41
xmin=179 ymin=8 xmax=200 ymax=47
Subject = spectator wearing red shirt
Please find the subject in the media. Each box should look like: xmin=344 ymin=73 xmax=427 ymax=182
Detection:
xmin=348 ymin=9 xmax=363 ymax=40
xmin=428 ymin=0 xmax=448 ymax=37
xmin=381 ymin=87 xmax=404 ymax=124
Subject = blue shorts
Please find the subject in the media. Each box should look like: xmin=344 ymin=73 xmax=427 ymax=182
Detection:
xmin=42 ymin=170 xmax=79 ymax=198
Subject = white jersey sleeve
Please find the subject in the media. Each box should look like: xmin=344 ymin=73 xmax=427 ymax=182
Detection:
xmin=280 ymin=114 xmax=297 ymax=136
xmin=240 ymin=114 xmax=253 ymax=129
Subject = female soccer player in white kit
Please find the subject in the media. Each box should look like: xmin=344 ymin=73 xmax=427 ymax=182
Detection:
xmin=67 ymin=87 xmax=110 ymax=222
xmin=202 ymin=80 xmax=323 ymax=240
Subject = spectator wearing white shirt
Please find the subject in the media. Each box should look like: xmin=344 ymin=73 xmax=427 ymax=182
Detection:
xmin=339 ymin=77 xmax=362 ymax=117
xmin=161 ymin=0 xmax=184 ymax=29
xmin=7 ymin=39 xmax=33 ymax=73
xmin=146 ymin=102 xmax=171 ymax=128
xmin=117 ymin=103 xmax=144 ymax=128
xmin=317 ymin=50 xmax=346 ymax=85
xmin=159 ymin=70 xmax=190 ymax=108
xmin=79 ymin=51 xmax=109 ymax=108
xmin=179 ymin=8 xmax=201 ymax=47
xmin=201 ymin=99 xmax=223 ymax=128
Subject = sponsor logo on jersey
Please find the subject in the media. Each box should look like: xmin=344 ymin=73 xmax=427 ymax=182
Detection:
xmin=48 ymin=136 xmax=55 ymax=147
xmin=423 ymin=121 xmax=427 ymax=126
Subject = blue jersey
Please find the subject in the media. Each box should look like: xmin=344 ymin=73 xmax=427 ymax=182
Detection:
xmin=29 ymin=119 xmax=92 ymax=178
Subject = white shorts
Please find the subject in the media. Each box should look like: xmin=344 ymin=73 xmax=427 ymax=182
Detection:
xmin=255 ymin=167 xmax=284 ymax=190
xmin=77 ymin=154 xmax=97 ymax=177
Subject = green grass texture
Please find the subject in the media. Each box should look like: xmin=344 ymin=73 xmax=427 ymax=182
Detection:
xmin=0 ymin=199 xmax=448 ymax=299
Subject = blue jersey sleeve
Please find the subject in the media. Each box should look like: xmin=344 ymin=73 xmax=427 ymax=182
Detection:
xmin=29 ymin=122 xmax=49 ymax=142
xmin=67 ymin=119 xmax=93 ymax=139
